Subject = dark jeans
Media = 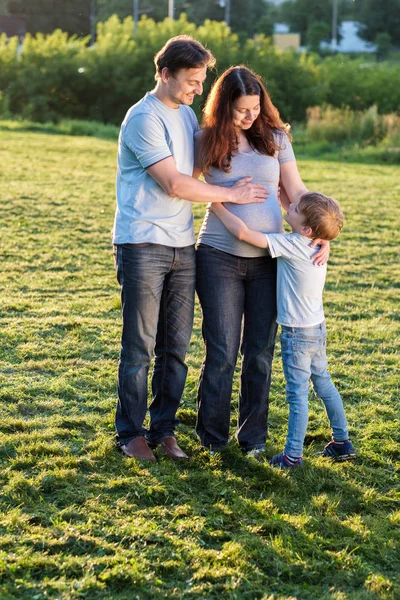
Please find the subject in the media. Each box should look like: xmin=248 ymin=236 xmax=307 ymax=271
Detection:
xmin=114 ymin=243 xmax=195 ymax=445
xmin=196 ymin=244 xmax=278 ymax=451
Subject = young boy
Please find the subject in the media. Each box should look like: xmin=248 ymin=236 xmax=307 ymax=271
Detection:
xmin=211 ymin=192 xmax=356 ymax=468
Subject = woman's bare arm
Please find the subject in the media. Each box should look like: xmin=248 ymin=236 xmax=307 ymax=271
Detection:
xmin=280 ymin=160 xmax=330 ymax=265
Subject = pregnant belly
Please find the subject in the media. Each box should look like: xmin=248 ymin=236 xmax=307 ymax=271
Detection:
xmin=226 ymin=192 xmax=282 ymax=233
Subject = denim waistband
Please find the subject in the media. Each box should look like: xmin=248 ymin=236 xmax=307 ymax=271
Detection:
xmin=281 ymin=321 xmax=325 ymax=333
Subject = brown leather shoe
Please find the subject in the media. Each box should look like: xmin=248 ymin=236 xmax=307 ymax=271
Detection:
xmin=158 ymin=436 xmax=189 ymax=460
xmin=119 ymin=437 xmax=157 ymax=462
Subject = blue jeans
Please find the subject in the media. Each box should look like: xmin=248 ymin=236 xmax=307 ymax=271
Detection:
xmin=114 ymin=243 xmax=195 ymax=445
xmin=196 ymin=245 xmax=278 ymax=451
xmin=280 ymin=321 xmax=349 ymax=457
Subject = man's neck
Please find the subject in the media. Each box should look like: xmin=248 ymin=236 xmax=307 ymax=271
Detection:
xmin=151 ymin=84 xmax=179 ymax=109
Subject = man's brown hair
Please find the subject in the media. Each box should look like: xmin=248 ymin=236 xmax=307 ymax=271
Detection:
xmin=298 ymin=192 xmax=344 ymax=241
xmin=154 ymin=35 xmax=215 ymax=80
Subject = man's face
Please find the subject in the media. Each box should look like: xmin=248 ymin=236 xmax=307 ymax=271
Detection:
xmin=165 ymin=66 xmax=207 ymax=107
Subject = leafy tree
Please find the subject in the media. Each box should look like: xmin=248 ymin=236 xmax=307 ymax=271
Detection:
xmin=354 ymin=0 xmax=400 ymax=45
xmin=375 ymin=32 xmax=392 ymax=61
xmin=95 ymin=0 xmax=273 ymax=38
xmin=255 ymin=13 xmax=275 ymax=38
xmin=95 ymin=0 xmax=190 ymax=24
xmin=7 ymin=0 xmax=91 ymax=36
xmin=306 ymin=20 xmax=331 ymax=53
xmin=278 ymin=0 xmax=357 ymax=43
xmin=279 ymin=0 xmax=333 ymax=42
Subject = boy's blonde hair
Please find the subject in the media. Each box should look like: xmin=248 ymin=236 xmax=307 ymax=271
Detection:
xmin=298 ymin=192 xmax=344 ymax=241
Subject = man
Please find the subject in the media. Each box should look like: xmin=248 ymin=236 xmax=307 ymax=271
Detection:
xmin=113 ymin=35 xmax=268 ymax=462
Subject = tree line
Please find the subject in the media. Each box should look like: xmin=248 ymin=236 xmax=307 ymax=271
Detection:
xmin=1 ymin=15 xmax=399 ymax=126
xmin=3 ymin=0 xmax=400 ymax=48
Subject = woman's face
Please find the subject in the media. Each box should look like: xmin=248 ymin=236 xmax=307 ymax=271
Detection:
xmin=232 ymin=95 xmax=261 ymax=130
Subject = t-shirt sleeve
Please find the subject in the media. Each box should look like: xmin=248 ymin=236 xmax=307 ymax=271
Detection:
xmin=277 ymin=132 xmax=295 ymax=164
xmin=189 ymin=106 xmax=200 ymax=135
xmin=194 ymin=130 xmax=203 ymax=171
xmin=122 ymin=112 xmax=172 ymax=169
xmin=265 ymin=233 xmax=297 ymax=259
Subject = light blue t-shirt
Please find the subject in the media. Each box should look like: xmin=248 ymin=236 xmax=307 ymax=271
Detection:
xmin=265 ymin=232 xmax=327 ymax=327
xmin=113 ymin=92 xmax=199 ymax=247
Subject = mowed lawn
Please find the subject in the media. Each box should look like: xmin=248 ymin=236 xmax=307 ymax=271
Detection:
xmin=0 ymin=128 xmax=399 ymax=600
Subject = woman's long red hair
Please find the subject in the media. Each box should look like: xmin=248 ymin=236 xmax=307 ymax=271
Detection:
xmin=200 ymin=66 xmax=290 ymax=174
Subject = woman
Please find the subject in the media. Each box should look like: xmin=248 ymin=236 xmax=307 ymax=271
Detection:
xmin=195 ymin=66 xmax=328 ymax=456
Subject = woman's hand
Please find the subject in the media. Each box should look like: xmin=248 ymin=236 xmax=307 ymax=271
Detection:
xmin=310 ymin=239 xmax=330 ymax=266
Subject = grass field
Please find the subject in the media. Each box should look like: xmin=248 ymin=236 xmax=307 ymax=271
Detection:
xmin=0 ymin=127 xmax=399 ymax=600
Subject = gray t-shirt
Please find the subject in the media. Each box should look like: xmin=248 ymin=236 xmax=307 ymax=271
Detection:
xmin=113 ymin=92 xmax=199 ymax=247
xmin=265 ymin=232 xmax=326 ymax=327
xmin=196 ymin=131 xmax=295 ymax=257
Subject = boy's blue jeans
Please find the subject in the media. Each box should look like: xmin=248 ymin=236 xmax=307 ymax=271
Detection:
xmin=114 ymin=243 xmax=195 ymax=446
xmin=280 ymin=321 xmax=349 ymax=458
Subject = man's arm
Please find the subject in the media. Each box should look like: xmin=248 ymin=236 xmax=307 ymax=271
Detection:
xmin=211 ymin=204 xmax=269 ymax=249
xmin=147 ymin=156 xmax=268 ymax=205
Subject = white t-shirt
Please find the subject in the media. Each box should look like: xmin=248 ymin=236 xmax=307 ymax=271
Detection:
xmin=265 ymin=232 xmax=327 ymax=327
xmin=113 ymin=92 xmax=199 ymax=247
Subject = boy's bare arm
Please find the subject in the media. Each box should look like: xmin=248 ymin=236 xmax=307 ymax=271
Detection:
xmin=211 ymin=204 xmax=269 ymax=249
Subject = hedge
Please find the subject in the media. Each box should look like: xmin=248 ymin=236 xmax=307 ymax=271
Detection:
xmin=1 ymin=13 xmax=399 ymax=125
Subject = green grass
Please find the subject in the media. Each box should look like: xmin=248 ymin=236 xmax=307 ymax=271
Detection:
xmin=0 ymin=125 xmax=399 ymax=600
xmin=1 ymin=118 xmax=399 ymax=165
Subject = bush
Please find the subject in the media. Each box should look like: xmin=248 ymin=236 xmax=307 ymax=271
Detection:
xmin=318 ymin=55 xmax=400 ymax=115
xmin=304 ymin=105 xmax=400 ymax=146
xmin=243 ymin=36 xmax=324 ymax=121
xmin=9 ymin=30 xmax=89 ymax=122
xmin=0 ymin=34 xmax=19 ymax=118
xmin=1 ymin=14 xmax=399 ymax=125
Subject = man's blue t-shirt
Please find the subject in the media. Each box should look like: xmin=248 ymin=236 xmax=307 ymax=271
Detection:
xmin=113 ymin=92 xmax=199 ymax=247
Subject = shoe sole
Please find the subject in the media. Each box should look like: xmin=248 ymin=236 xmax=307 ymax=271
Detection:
xmin=269 ymin=461 xmax=304 ymax=469
xmin=318 ymin=452 xmax=356 ymax=461
xmin=118 ymin=445 xmax=157 ymax=462
xmin=332 ymin=453 xmax=356 ymax=462
xmin=158 ymin=445 xmax=189 ymax=460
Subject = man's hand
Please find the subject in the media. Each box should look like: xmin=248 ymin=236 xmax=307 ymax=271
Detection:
xmin=229 ymin=177 xmax=268 ymax=205
xmin=310 ymin=239 xmax=330 ymax=266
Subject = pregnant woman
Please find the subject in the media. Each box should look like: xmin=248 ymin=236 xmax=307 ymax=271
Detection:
xmin=195 ymin=66 xmax=328 ymax=456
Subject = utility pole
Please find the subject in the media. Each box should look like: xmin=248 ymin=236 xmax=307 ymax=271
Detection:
xmin=225 ymin=0 xmax=231 ymax=27
xmin=90 ymin=0 xmax=96 ymax=45
xmin=218 ymin=0 xmax=230 ymax=27
xmin=331 ymin=0 xmax=338 ymax=51
xmin=133 ymin=0 xmax=139 ymax=34
xmin=169 ymin=0 xmax=175 ymax=19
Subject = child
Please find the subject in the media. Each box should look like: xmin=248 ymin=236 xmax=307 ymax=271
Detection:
xmin=211 ymin=192 xmax=356 ymax=468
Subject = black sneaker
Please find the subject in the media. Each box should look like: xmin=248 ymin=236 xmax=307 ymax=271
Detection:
xmin=319 ymin=440 xmax=356 ymax=461
xmin=269 ymin=451 xmax=304 ymax=469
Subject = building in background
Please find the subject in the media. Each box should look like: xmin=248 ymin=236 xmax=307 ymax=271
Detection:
xmin=273 ymin=23 xmax=300 ymax=52
xmin=333 ymin=21 xmax=376 ymax=53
